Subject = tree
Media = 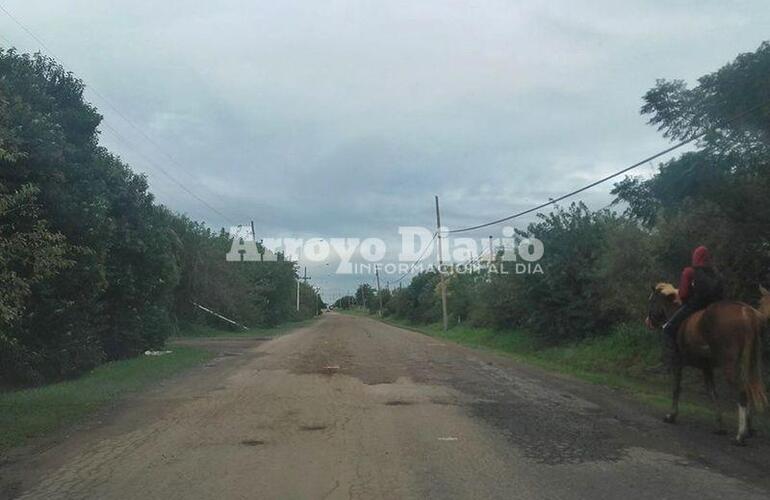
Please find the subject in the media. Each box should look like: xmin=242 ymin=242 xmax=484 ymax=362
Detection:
xmin=615 ymin=41 xmax=770 ymax=298
xmin=0 ymin=49 xmax=320 ymax=385
xmin=355 ymin=283 xmax=375 ymax=310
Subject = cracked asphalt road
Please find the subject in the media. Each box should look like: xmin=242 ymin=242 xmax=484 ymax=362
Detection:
xmin=3 ymin=312 xmax=770 ymax=499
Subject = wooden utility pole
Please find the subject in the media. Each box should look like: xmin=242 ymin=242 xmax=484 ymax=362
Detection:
xmin=251 ymin=220 xmax=265 ymax=262
xmin=297 ymin=266 xmax=311 ymax=311
xmin=435 ymin=195 xmax=449 ymax=331
xmin=486 ymin=235 xmax=494 ymax=281
xmin=375 ymin=266 xmax=383 ymax=317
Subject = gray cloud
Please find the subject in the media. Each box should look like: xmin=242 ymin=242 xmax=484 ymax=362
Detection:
xmin=2 ymin=0 xmax=768 ymax=298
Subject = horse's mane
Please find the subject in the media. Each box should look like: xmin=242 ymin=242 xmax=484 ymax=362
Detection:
xmin=654 ymin=282 xmax=682 ymax=306
xmin=655 ymin=282 xmax=679 ymax=298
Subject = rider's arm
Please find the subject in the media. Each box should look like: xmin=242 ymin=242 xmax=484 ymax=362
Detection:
xmin=678 ymin=266 xmax=694 ymax=302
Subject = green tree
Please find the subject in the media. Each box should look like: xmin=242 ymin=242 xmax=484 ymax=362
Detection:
xmin=615 ymin=41 xmax=770 ymax=298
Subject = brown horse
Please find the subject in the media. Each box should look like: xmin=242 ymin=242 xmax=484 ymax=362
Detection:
xmin=646 ymin=283 xmax=768 ymax=445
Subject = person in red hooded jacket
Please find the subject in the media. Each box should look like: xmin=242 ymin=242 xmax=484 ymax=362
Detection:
xmin=662 ymin=246 xmax=724 ymax=362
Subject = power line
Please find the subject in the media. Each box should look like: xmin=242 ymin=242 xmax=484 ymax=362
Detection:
xmin=0 ymin=4 xmax=50 ymax=52
xmin=0 ymin=3 xmax=245 ymax=226
xmin=447 ymin=99 xmax=770 ymax=234
xmin=391 ymin=234 xmax=492 ymax=288
xmin=99 ymin=121 xmax=238 ymax=225
xmin=459 ymin=243 xmax=493 ymax=268
xmin=392 ymin=232 xmax=437 ymax=285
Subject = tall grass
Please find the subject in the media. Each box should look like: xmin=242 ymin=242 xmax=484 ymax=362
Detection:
xmin=534 ymin=323 xmax=663 ymax=379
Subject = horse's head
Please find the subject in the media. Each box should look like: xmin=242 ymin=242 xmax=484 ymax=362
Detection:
xmin=645 ymin=283 xmax=681 ymax=330
xmin=759 ymin=285 xmax=770 ymax=320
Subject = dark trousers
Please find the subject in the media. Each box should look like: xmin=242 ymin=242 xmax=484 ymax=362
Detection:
xmin=663 ymin=302 xmax=697 ymax=340
xmin=662 ymin=302 xmax=701 ymax=366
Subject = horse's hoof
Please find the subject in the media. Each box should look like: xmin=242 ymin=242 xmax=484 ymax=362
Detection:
xmin=713 ymin=429 xmax=727 ymax=436
xmin=663 ymin=414 xmax=677 ymax=424
xmin=734 ymin=438 xmax=747 ymax=447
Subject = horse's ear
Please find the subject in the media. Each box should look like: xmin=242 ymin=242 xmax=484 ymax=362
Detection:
xmin=760 ymin=285 xmax=770 ymax=297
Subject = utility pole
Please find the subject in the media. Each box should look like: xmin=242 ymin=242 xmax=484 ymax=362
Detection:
xmin=489 ymin=235 xmax=494 ymax=271
xmin=435 ymin=195 xmax=449 ymax=331
xmin=375 ymin=266 xmax=383 ymax=317
xmin=251 ymin=220 xmax=265 ymax=262
xmin=297 ymin=266 xmax=311 ymax=312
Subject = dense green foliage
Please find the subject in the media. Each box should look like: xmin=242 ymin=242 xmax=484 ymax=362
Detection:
xmin=0 ymin=50 xmax=319 ymax=385
xmin=332 ymin=295 xmax=357 ymax=309
xmin=375 ymin=42 xmax=770 ymax=347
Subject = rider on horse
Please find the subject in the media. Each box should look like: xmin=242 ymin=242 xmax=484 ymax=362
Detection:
xmin=662 ymin=245 xmax=724 ymax=365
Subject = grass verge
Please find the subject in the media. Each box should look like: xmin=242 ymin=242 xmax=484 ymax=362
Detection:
xmin=0 ymin=346 xmax=213 ymax=452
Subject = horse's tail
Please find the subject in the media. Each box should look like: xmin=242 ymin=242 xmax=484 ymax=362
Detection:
xmin=741 ymin=313 xmax=768 ymax=411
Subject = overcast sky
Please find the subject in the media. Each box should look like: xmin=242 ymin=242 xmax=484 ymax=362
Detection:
xmin=2 ymin=1 xmax=768 ymax=300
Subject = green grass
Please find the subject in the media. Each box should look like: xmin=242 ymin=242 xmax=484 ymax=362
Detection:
xmin=336 ymin=306 xmax=369 ymax=317
xmin=362 ymin=312 xmax=763 ymax=431
xmin=0 ymin=346 xmax=213 ymax=452
xmin=172 ymin=318 xmax=317 ymax=338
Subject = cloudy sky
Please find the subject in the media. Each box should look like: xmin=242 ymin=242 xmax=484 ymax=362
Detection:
xmin=1 ymin=1 xmax=768 ymax=300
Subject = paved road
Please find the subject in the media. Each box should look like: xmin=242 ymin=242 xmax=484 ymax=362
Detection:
xmin=4 ymin=313 xmax=770 ymax=499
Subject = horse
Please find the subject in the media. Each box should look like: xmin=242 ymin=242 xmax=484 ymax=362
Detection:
xmin=646 ymin=283 xmax=768 ymax=445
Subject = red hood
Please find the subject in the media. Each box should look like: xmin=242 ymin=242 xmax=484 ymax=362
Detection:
xmin=692 ymin=246 xmax=711 ymax=267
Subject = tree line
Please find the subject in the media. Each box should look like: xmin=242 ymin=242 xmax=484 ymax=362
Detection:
xmin=0 ymin=49 xmax=320 ymax=386
xmin=359 ymin=42 xmax=770 ymax=347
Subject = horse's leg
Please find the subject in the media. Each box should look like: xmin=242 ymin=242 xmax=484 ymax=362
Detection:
xmin=721 ymin=347 xmax=750 ymax=445
xmin=703 ymin=366 xmax=725 ymax=434
xmin=664 ymin=364 xmax=682 ymax=424
xmin=746 ymin=407 xmax=755 ymax=438
xmin=736 ymin=390 xmax=749 ymax=446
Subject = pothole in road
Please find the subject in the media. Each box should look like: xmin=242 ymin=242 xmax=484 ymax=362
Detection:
xmin=300 ymin=425 xmax=327 ymax=431
xmin=241 ymin=440 xmax=265 ymax=446
xmin=429 ymin=397 xmax=456 ymax=406
xmin=384 ymin=400 xmax=414 ymax=406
